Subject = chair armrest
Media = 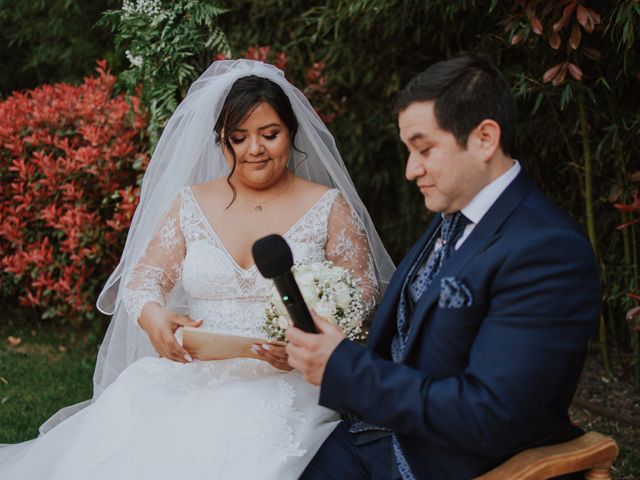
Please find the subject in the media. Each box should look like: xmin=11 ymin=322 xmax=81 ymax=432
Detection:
xmin=474 ymin=432 xmax=619 ymax=480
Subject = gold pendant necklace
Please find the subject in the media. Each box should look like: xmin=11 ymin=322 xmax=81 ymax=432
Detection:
xmin=246 ymin=175 xmax=293 ymax=213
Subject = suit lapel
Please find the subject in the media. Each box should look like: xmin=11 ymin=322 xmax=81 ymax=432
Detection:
xmin=367 ymin=215 xmax=441 ymax=351
xmin=401 ymin=170 xmax=536 ymax=359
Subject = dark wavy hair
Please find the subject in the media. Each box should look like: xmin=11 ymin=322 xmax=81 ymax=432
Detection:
xmin=394 ymin=52 xmax=518 ymax=156
xmin=214 ymin=75 xmax=300 ymax=207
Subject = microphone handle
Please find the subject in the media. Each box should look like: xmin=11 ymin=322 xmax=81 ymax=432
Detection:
xmin=272 ymin=273 xmax=317 ymax=334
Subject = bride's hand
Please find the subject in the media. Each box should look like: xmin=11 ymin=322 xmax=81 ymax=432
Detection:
xmin=251 ymin=341 xmax=293 ymax=371
xmin=139 ymin=302 xmax=203 ymax=363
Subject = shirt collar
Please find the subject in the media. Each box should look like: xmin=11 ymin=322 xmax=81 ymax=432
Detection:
xmin=455 ymin=160 xmax=521 ymax=225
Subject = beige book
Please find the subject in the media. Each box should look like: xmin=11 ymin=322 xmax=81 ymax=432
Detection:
xmin=182 ymin=327 xmax=286 ymax=361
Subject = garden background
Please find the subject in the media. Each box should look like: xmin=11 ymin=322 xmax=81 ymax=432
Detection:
xmin=1 ymin=1 xmax=638 ymax=477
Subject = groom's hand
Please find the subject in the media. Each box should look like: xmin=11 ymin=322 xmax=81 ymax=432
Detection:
xmin=285 ymin=309 xmax=345 ymax=386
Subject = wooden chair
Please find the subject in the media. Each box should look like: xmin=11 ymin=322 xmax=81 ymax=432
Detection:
xmin=474 ymin=432 xmax=619 ymax=480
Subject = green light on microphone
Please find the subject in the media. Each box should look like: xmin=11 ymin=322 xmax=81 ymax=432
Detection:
xmin=282 ymin=295 xmax=289 ymax=301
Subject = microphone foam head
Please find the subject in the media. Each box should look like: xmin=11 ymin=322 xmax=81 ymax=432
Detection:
xmin=252 ymin=234 xmax=293 ymax=279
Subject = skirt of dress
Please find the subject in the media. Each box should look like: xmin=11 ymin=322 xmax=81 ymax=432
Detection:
xmin=0 ymin=357 xmax=340 ymax=480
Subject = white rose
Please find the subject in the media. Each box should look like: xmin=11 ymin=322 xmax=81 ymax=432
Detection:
xmin=309 ymin=262 xmax=323 ymax=272
xmin=314 ymin=299 xmax=337 ymax=324
xmin=296 ymin=270 xmax=316 ymax=288
xmin=335 ymin=284 xmax=352 ymax=309
xmin=329 ymin=267 xmax=345 ymax=281
xmin=277 ymin=317 xmax=290 ymax=330
xmin=300 ymin=285 xmax=319 ymax=308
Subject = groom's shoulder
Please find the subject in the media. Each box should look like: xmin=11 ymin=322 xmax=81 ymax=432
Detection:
xmin=504 ymin=186 xmax=592 ymax=254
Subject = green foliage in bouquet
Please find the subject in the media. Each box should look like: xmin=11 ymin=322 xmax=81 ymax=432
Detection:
xmin=100 ymin=0 xmax=231 ymax=145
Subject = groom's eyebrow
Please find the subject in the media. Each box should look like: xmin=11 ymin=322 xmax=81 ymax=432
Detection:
xmin=408 ymin=133 xmax=426 ymax=143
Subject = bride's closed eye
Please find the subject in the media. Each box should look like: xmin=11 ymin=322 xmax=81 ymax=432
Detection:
xmin=228 ymin=132 xmax=278 ymax=145
xmin=263 ymin=131 xmax=280 ymax=140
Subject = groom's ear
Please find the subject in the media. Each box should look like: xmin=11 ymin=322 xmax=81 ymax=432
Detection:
xmin=468 ymin=119 xmax=501 ymax=162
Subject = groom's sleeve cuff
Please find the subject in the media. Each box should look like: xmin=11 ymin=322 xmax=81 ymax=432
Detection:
xmin=319 ymin=338 xmax=364 ymax=412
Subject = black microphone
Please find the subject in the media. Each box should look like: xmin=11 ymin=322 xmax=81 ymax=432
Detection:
xmin=252 ymin=234 xmax=317 ymax=334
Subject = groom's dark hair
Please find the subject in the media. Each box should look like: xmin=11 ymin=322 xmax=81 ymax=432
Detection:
xmin=394 ymin=52 xmax=518 ymax=156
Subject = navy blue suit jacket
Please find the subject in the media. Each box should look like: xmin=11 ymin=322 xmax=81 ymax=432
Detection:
xmin=319 ymin=170 xmax=600 ymax=479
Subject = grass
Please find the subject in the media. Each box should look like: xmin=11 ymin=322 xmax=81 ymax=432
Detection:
xmin=0 ymin=320 xmax=98 ymax=443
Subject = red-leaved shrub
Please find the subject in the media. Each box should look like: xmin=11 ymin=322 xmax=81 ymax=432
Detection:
xmin=0 ymin=61 xmax=148 ymax=324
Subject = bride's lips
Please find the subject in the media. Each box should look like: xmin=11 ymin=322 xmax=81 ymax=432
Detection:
xmin=244 ymin=158 xmax=271 ymax=165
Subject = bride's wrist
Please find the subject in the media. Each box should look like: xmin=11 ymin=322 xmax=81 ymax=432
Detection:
xmin=139 ymin=302 xmax=165 ymax=331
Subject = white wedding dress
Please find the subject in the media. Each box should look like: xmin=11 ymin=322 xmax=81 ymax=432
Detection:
xmin=0 ymin=187 xmax=378 ymax=479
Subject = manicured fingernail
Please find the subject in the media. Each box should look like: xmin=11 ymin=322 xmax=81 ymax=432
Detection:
xmin=251 ymin=345 xmax=260 ymax=353
xmin=184 ymin=353 xmax=193 ymax=362
xmin=261 ymin=344 xmax=270 ymax=351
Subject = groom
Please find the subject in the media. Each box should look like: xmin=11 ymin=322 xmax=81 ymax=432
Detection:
xmin=287 ymin=53 xmax=600 ymax=479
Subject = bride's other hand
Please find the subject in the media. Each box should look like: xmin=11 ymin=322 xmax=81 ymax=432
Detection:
xmin=139 ymin=302 xmax=203 ymax=363
xmin=252 ymin=341 xmax=293 ymax=371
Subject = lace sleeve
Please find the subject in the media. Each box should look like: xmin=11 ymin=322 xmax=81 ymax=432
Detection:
xmin=122 ymin=194 xmax=186 ymax=325
xmin=325 ymin=193 xmax=380 ymax=320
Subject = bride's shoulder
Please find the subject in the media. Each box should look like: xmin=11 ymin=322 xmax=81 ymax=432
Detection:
xmin=292 ymin=178 xmax=336 ymax=201
xmin=190 ymin=178 xmax=225 ymax=192
xmin=189 ymin=179 xmax=228 ymax=201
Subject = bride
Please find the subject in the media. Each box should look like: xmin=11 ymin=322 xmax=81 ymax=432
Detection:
xmin=0 ymin=60 xmax=394 ymax=478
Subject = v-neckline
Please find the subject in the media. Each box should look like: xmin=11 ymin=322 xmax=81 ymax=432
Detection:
xmin=186 ymin=186 xmax=334 ymax=272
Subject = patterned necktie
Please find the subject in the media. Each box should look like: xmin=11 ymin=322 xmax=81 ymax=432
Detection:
xmin=388 ymin=211 xmax=470 ymax=480
xmin=408 ymin=211 xmax=469 ymax=302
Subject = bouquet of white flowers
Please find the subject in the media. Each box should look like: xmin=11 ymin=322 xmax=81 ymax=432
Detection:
xmin=262 ymin=261 xmax=366 ymax=342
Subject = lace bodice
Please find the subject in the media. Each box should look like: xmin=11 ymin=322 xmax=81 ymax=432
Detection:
xmin=123 ymin=187 xmax=378 ymax=337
